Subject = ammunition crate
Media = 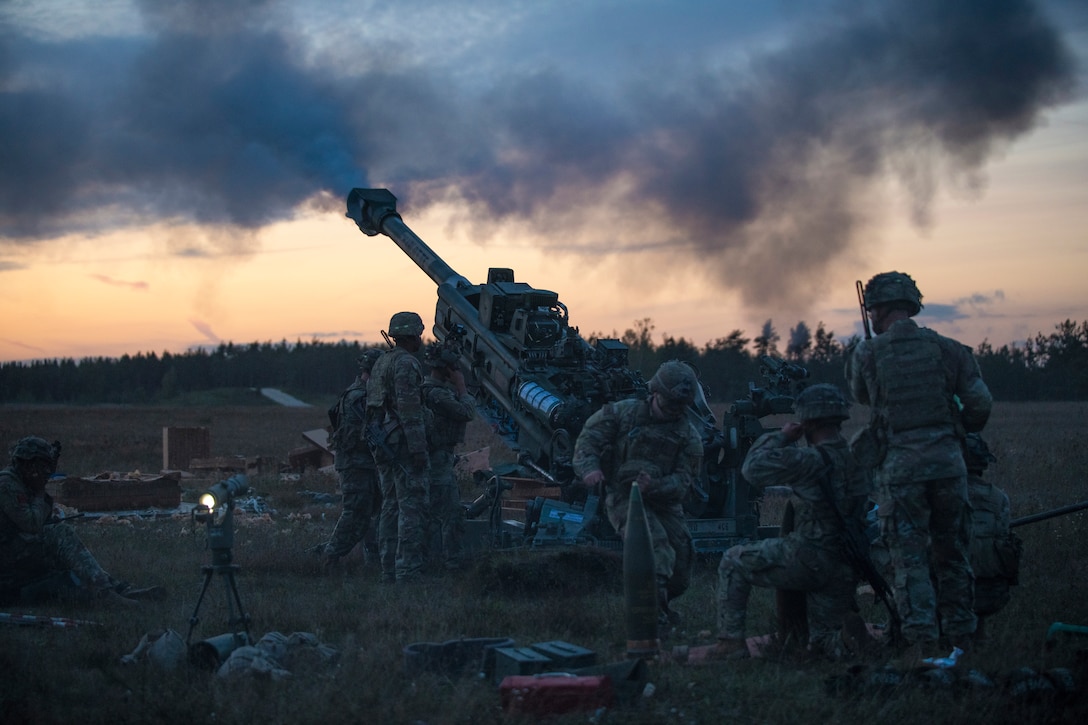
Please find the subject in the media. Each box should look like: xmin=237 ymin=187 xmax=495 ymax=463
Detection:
xmin=46 ymin=472 xmax=181 ymax=512
xmin=500 ymin=477 xmax=563 ymax=523
xmin=529 ymin=641 xmax=597 ymax=669
xmin=492 ymin=645 xmax=554 ymax=684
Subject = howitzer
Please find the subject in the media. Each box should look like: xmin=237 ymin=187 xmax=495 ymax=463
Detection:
xmin=346 ymin=188 xmax=794 ymax=552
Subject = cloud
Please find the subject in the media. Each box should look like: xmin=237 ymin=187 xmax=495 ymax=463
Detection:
xmin=0 ymin=0 xmax=1078 ymax=316
xmin=0 ymin=260 xmax=27 ymax=272
xmin=189 ymin=318 xmax=220 ymax=343
xmin=89 ymin=273 xmax=149 ymax=290
xmin=293 ymin=330 xmax=369 ymax=340
xmin=920 ymin=303 xmax=969 ymax=323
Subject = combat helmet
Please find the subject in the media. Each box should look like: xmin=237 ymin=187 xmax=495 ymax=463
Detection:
xmin=10 ymin=436 xmax=59 ymax=470
xmin=793 ymin=383 xmax=850 ymax=423
xmin=356 ymin=348 xmax=384 ymax=373
xmin=863 ymin=271 xmax=923 ymax=316
xmin=423 ymin=343 xmax=460 ymax=370
xmin=648 ymin=360 xmax=698 ymax=406
xmin=963 ymin=433 xmax=997 ymax=473
xmin=388 ymin=311 xmax=425 ymax=337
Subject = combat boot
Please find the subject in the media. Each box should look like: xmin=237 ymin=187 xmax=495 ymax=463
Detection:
xmin=705 ymin=637 xmax=750 ymax=661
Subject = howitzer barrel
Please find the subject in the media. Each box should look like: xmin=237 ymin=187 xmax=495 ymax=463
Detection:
xmin=346 ymin=188 xmax=470 ymax=290
xmin=1010 ymin=499 xmax=1088 ymax=528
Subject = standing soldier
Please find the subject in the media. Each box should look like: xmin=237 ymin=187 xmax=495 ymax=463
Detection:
xmin=368 ymin=312 xmax=431 ymax=584
xmin=319 ymin=348 xmax=385 ymax=569
xmin=846 ymin=271 xmax=993 ymax=664
xmin=963 ymin=433 xmax=1020 ymax=646
xmin=1 ymin=437 xmax=164 ymax=605
xmin=421 ymin=343 xmax=476 ymax=572
xmin=573 ymin=360 xmax=702 ymax=626
xmin=713 ymin=384 xmax=870 ymax=660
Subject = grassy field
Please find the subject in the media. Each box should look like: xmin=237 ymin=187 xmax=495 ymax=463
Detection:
xmin=1 ymin=399 xmax=1086 ymax=723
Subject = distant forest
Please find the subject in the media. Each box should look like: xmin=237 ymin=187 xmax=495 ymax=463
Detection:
xmin=1 ymin=318 xmax=1086 ymax=405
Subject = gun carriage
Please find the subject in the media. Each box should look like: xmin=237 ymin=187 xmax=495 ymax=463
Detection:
xmin=346 ymin=188 xmax=807 ymax=553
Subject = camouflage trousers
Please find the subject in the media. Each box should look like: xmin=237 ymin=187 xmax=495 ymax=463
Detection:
xmin=717 ymin=536 xmax=856 ymax=657
xmin=324 ymin=467 xmax=381 ymax=560
xmin=426 ymin=449 xmax=465 ymax=570
xmin=606 ymin=491 xmax=693 ymax=600
xmin=875 ymin=474 xmax=975 ymax=642
xmin=377 ymin=454 xmax=429 ymax=581
xmin=0 ymin=522 xmax=112 ymax=601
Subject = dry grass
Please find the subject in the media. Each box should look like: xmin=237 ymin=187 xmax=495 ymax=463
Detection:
xmin=1 ymin=400 xmax=1087 ymax=724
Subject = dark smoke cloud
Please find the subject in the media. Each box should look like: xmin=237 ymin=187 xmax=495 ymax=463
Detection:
xmin=0 ymin=0 xmax=1077 ymax=311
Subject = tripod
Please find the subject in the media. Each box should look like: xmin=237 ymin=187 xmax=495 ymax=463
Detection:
xmin=187 ymin=546 xmax=251 ymax=644
xmin=187 ymin=503 xmax=252 ymax=656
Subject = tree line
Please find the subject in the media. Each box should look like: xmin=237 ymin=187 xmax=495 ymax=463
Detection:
xmin=1 ymin=319 xmax=1085 ymax=405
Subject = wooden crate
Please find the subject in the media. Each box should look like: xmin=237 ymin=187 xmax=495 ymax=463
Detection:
xmin=500 ymin=477 xmax=563 ymax=522
xmin=162 ymin=426 xmax=210 ymax=471
xmin=46 ymin=472 xmax=181 ymax=512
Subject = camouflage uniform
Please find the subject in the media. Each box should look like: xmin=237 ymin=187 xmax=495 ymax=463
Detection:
xmin=967 ymin=473 xmax=1017 ymax=618
xmin=0 ymin=466 xmax=114 ymax=603
xmin=868 ymin=435 xmax=1019 ymax=634
xmin=572 ymin=397 xmax=701 ymax=602
xmin=963 ymin=435 xmax=1019 ymax=626
xmin=421 ymin=371 xmax=475 ymax=570
xmin=718 ymin=395 xmax=869 ymax=657
xmin=846 ymin=273 xmax=993 ymax=645
xmin=369 ymin=345 xmax=430 ymax=582
xmin=323 ymin=357 xmax=382 ymax=563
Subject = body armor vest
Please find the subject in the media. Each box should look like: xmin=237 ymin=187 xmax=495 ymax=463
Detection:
xmin=606 ymin=401 xmax=687 ymax=478
xmin=793 ymin=443 xmax=869 ymax=550
xmin=366 ymin=348 xmax=408 ymax=414
xmin=873 ymin=322 xmax=955 ymax=432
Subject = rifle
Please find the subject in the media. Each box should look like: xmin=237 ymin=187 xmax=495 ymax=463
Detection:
xmin=814 ymin=448 xmax=902 ymax=645
xmin=0 ymin=612 xmax=99 ymax=628
xmin=856 ymin=280 xmax=871 ymax=340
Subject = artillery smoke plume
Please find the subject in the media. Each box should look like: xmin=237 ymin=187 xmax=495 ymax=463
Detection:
xmin=0 ymin=0 xmax=1078 ymax=311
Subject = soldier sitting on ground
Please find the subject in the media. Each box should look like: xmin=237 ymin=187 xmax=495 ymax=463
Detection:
xmin=0 ymin=436 xmax=165 ymax=605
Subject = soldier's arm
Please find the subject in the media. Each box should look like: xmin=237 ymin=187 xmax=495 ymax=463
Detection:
xmin=844 ymin=342 xmax=873 ymax=405
xmin=572 ymin=404 xmax=617 ymax=481
xmin=741 ymin=431 xmax=819 ymax=491
xmin=0 ymin=477 xmax=52 ymax=534
xmin=954 ymin=345 xmax=993 ymax=433
xmin=428 ymin=386 xmax=476 ymax=423
xmin=394 ymin=358 xmax=429 ymax=455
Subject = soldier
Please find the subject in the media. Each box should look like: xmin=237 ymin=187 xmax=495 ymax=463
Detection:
xmin=0 ymin=437 xmax=164 ymax=605
xmin=421 ymin=343 xmax=476 ymax=571
xmin=368 ymin=312 xmax=431 ymax=584
xmin=846 ymin=271 xmax=993 ymax=663
xmin=573 ymin=360 xmax=702 ymax=626
xmin=318 ymin=348 xmax=385 ymax=569
xmin=963 ymin=433 xmax=1020 ymax=646
xmin=713 ymin=384 xmax=870 ymax=660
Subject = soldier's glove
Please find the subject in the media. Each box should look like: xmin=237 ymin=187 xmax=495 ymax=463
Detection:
xmin=616 ymin=460 xmax=662 ymax=494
